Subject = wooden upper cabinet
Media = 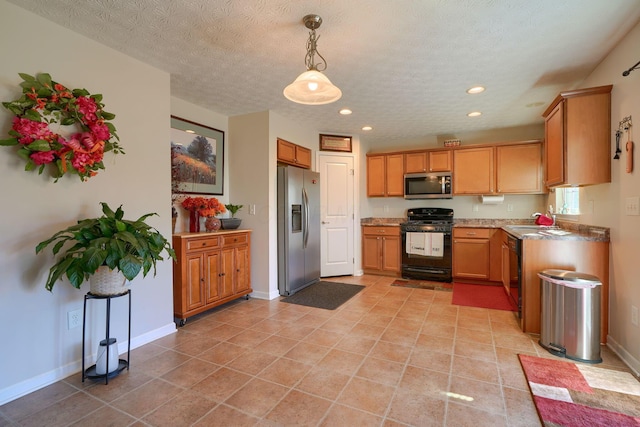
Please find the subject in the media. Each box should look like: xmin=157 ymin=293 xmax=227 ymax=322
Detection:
xmin=404 ymin=152 xmax=428 ymax=173
xmin=453 ymin=146 xmax=495 ymax=195
xmin=386 ymin=154 xmax=404 ymax=196
xmin=428 ymin=150 xmax=452 ymax=172
xmin=496 ymin=142 xmax=543 ymax=194
xmin=277 ymin=138 xmax=311 ymax=169
xmin=367 ymin=154 xmax=403 ymax=197
xmin=542 ymin=85 xmax=612 ymax=187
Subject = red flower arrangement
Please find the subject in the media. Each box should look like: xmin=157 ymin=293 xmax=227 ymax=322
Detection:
xmin=181 ymin=196 xmax=226 ymax=217
xmin=1 ymin=73 xmax=123 ymax=181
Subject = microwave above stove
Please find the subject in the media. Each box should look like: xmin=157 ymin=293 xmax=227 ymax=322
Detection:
xmin=404 ymin=172 xmax=452 ymax=199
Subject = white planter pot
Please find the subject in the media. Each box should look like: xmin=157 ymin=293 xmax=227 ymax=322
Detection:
xmin=90 ymin=266 xmax=128 ymax=296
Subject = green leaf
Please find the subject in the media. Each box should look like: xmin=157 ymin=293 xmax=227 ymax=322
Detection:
xmin=119 ymin=255 xmax=142 ymax=280
xmin=100 ymin=111 xmax=115 ymax=120
xmin=0 ymin=138 xmax=18 ymax=146
xmin=18 ymin=73 xmax=36 ymax=82
xmin=27 ymin=139 xmax=51 ymax=152
xmin=60 ymin=117 xmax=76 ymax=126
xmin=23 ymin=109 xmax=41 ymax=122
xmin=36 ymin=73 xmax=52 ymax=87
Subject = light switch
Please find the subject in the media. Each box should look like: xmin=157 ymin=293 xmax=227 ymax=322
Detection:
xmin=625 ymin=196 xmax=640 ymax=216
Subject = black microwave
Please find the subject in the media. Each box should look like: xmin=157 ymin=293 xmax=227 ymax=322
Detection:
xmin=404 ymin=172 xmax=452 ymax=199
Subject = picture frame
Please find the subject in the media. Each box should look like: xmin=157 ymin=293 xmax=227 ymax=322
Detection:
xmin=171 ymin=115 xmax=224 ymax=195
xmin=319 ymin=134 xmax=352 ymax=152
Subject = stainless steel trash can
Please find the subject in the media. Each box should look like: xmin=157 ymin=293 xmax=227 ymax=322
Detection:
xmin=538 ymin=269 xmax=602 ymax=363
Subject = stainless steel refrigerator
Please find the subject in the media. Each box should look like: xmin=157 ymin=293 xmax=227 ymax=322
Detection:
xmin=278 ymin=166 xmax=321 ymax=296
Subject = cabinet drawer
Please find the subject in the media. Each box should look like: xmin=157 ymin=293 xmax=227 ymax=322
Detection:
xmin=222 ymin=233 xmax=248 ymax=246
xmin=362 ymin=226 xmax=400 ymax=236
xmin=186 ymin=237 xmax=220 ymax=251
xmin=453 ymin=228 xmax=492 ymax=239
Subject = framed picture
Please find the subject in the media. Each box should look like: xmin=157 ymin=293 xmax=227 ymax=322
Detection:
xmin=171 ymin=116 xmax=224 ymax=195
xmin=319 ymin=134 xmax=352 ymax=152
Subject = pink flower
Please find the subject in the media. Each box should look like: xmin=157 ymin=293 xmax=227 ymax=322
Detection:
xmin=89 ymin=123 xmax=110 ymax=141
xmin=77 ymin=96 xmax=97 ymax=115
xmin=30 ymin=151 xmax=56 ymax=165
xmin=12 ymin=117 xmax=54 ymax=145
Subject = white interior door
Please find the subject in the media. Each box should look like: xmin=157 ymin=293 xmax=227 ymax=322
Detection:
xmin=319 ymin=153 xmax=355 ymax=277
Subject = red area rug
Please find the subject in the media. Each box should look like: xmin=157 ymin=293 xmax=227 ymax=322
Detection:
xmin=451 ymin=283 xmax=516 ymax=311
xmin=519 ymin=354 xmax=640 ymax=426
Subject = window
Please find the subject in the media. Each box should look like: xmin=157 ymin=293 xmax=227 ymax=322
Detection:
xmin=555 ymin=187 xmax=580 ymax=215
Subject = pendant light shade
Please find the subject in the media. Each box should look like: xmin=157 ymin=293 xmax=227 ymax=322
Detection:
xmin=284 ymin=70 xmax=342 ymax=105
xmin=283 ymin=14 xmax=342 ymax=105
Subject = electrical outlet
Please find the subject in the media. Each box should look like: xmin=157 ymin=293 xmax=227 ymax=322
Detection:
xmin=472 ymin=204 xmax=479 ymax=212
xmin=507 ymin=204 xmax=514 ymax=212
xmin=632 ymin=305 xmax=639 ymax=326
xmin=68 ymin=309 xmax=82 ymax=329
xmin=384 ymin=205 xmax=389 ymax=213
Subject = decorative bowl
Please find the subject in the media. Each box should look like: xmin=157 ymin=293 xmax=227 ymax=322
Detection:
xmin=221 ymin=218 xmax=242 ymax=230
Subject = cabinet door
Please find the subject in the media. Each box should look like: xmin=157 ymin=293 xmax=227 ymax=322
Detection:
xmin=453 ymin=147 xmax=494 ymax=194
xmin=453 ymin=239 xmax=491 ymax=279
xmin=366 ymin=155 xmax=386 ymax=197
xmin=362 ymin=235 xmax=382 ymax=270
xmin=429 ymin=150 xmax=452 ymax=172
xmin=277 ymin=138 xmax=297 ymax=164
xmin=234 ymin=245 xmax=251 ymax=293
xmin=205 ymin=250 xmax=221 ymax=304
xmin=381 ymin=236 xmax=401 ymax=273
xmin=219 ymin=247 xmax=235 ymax=298
xmin=386 ymin=154 xmax=405 ymax=196
xmin=544 ymin=102 xmax=565 ymax=187
xmin=185 ymin=254 xmax=205 ymax=310
xmin=405 ymin=152 xmax=427 ymax=173
xmin=295 ymin=146 xmax=311 ymax=169
xmin=496 ymin=143 xmax=543 ymax=194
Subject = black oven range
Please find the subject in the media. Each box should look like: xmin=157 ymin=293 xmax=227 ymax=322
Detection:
xmin=401 ymin=208 xmax=453 ymax=282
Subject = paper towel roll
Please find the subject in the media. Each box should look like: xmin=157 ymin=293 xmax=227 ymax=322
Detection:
xmin=480 ymin=195 xmax=504 ymax=204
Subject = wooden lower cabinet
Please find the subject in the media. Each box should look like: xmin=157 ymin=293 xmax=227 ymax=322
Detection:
xmin=452 ymin=227 xmax=501 ymax=282
xmin=173 ymin=230 xmax=251 ymax=324
xmin=362 ymin=226 xmax=400 ymax=276
xmin=520 ymin=238 xmax=609 ymax=343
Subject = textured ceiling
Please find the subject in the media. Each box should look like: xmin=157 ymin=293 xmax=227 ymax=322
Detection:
xmin=8 ymin=0 xmax=640 ymax=145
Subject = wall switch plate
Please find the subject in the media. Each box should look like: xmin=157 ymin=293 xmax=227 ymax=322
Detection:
xmin=249 ymin=204 xmax=256 ymax=215
xmin=507 ymin=204 xmax=514 ymax=212
xmin=383 ymin=205 xmax=389 ymax=213
xmin=625 ymin=196 xmax=640 ymax=216
xmin=68 ymin=309 xmax=82 ymax=329
xmin=472 ymin=204 xmax=479 ymax=212
xmin=632 ymin=305 xmax=639 ymax=326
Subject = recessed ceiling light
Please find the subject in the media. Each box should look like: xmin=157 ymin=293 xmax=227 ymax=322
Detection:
xmin=339 ymin=108 xmax=352 ymax=115
xmin=362 ymin=126 xmax=373 ymax=131
xmin=467 ymin=86 xmax=485 ymax=94
xmin=467 ymin=111 xmax=482 ymax=117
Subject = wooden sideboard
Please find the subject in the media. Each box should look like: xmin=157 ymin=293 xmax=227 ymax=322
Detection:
xmin=172 ymin=230 xmax=251 ymax=325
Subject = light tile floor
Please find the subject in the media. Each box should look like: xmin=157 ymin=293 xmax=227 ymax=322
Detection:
xmin=0 ymin=275 xmax=630 ymax=426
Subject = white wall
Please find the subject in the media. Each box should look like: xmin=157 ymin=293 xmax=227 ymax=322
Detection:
xmin=578 ymin=21 xmax=640 ymax=373
xmin=170 ymin=97 xmax=230 ymax=233
xmin=0 ymin=1 xmax=174 ymax=404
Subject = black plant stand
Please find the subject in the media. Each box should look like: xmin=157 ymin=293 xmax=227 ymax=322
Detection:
xmin=82 ymin=290 xmax=131 ymax=384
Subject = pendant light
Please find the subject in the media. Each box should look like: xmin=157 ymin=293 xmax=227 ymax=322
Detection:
xmin=283 ymin=14 xmax=342 ymax=105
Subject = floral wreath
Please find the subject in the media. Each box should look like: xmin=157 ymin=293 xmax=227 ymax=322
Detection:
xmin=1 ymin=73 xmax=123 ymax=181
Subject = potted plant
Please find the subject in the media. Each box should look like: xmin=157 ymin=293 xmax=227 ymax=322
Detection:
xmin=36 ymin=202 xmax=176 ymax=295
xmin=221 ymin=204 xmax=243 ymax=229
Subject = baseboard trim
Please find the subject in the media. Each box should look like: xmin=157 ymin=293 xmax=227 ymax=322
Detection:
xmin=0 ymin=322 xmax=176 ymax=406
xmin=606 ymin=334 xmax=640 ymax=377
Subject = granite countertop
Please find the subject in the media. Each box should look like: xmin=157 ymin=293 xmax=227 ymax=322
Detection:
xmin=361 ymin=217 xmax=609 ymax=242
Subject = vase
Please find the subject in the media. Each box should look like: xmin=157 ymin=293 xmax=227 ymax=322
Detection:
xmin=90 ymin=266 xmax=128 ymax=296
xmin=204 ymin=217 xmax=221 ymax=232
xmin=221 ymin=218 xmax=242 ymax=230
xmin=189 ymin=210 xmax=200 ymax=233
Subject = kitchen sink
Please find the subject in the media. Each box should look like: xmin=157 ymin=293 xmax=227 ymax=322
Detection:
xmin=507 ymin=225 xmax=560 ymax=230
xmin=505 ymin=225 xmax=571 ymax=236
